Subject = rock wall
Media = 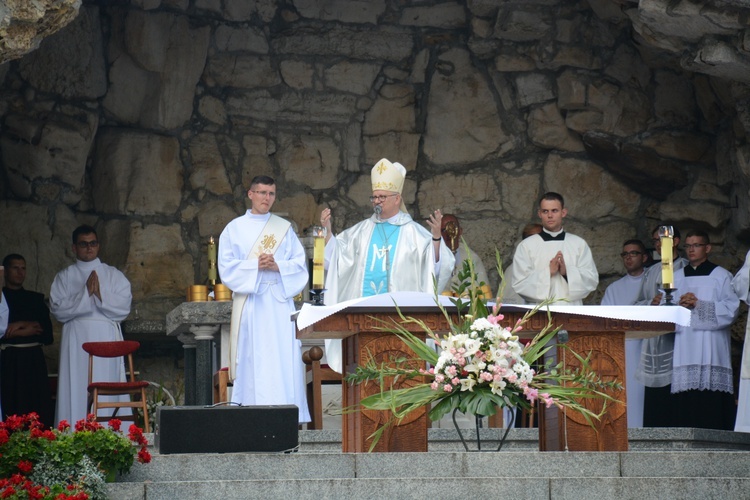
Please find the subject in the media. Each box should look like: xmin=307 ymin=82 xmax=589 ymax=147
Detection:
xmin=2 ymin=0 xmax=750 ymax=324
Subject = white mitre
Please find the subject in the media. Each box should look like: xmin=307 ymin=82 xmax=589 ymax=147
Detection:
xmin=371 ymin=158 xmax=408 ymax=213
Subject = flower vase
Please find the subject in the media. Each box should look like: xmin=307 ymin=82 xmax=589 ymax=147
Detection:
xmin=452 ymin=408 xmax=515 ymax=452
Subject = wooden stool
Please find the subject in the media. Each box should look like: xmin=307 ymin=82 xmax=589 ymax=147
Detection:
xmin=213 ymin=367 xmax=232 ymax=403
xmin=302 ymin=346 xmax=342 ymax=429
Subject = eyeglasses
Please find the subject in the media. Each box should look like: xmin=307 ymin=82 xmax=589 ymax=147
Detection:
xmin=76 ymin=240 xmax=99 ymax=249
xmin=369 ymin=194 xmax=398 ymax=203
xmin=684 ymin=243 xmax=707 ymax=250
xmin=251 ymin=190 xmax=276 ymax=198
xmin=620 ymin=251 xmax=643 ymax=258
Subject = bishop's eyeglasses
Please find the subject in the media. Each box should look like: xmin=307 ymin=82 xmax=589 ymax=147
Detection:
xmin=369 ymin=194 xmax=398 ymax=203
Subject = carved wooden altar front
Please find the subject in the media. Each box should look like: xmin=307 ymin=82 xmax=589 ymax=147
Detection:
xmin=297 ymin=307 xmax=455 ymax=452
xmin=495 ymin=309 xmax=671 ymax=452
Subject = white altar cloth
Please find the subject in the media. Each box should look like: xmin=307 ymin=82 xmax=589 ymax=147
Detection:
xmin=296 ymin=291 xmax=691 ymax=332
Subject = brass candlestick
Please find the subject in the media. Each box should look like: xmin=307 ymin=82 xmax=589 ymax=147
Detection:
xmin=207 ymin=236 xmax=217 ymax=287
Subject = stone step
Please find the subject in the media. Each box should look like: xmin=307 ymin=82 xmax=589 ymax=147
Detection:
xmin=108 ymin=476 xmax=750 ymax=500
xmin=152 ymin=427 xmax=750 ymax=454
xmin=116 ymin=449 xmax=750 ymax=483
xmin=105 ymin=429 xmax=750 ymax=499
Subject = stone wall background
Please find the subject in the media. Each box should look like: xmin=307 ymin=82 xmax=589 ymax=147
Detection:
xmin=3 ymin=0 xmax=750 ymax=375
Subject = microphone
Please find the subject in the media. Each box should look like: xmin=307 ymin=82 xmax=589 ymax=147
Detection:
xmin=374 ymin=205 xmax=382 ymax=217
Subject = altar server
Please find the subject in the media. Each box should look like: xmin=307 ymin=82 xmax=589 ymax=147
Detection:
xmin=51 ymin=225 xmax=132 ymax=425
xmin=732 ymin=247 xmax=750 ymax=433
xmin=671 ymin=230 xmax=738 ymax=430
xmin=511 ymin=192 xmax=598 ymax=305
xmin=601 ymin=239 xmax=649 ymax=427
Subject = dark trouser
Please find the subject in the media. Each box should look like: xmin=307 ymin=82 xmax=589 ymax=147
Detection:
xmin=672 ymin=389 xmax=736 ymax=431
xmin=643 ymin=385 xmax=675 ymax=427
xmin=1 ymin=346 xmax=55 ymax=428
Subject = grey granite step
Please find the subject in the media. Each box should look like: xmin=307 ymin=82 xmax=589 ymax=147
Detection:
xmin=108 ymin=475 xmax=750 ymax=500
xmin=106 ymin=429 xmax=750 ymax=500
xmin=116 ymin=449 xmax=750 ymax=483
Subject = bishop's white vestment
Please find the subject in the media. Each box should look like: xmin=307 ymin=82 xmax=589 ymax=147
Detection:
xmin=323 ymin=211 xmax=455 ymax=373
xmin=601 ymin=272 xmax=646 ymax=427
xmin=50 ymin=258 xmax=132 ymax=425
xmin=510 ymin=230 xmax=598 ymax=305
xmin=219 ymin=211 xmax=311 ymax=423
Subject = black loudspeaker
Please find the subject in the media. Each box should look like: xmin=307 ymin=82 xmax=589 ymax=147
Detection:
xmin=155 ymin=405 xmax=299 ymax=454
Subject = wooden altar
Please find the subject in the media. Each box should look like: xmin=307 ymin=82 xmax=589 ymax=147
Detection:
xmin=495 ymin=309 xmax=673 ymax=452
xmin=296 ymin=299 xmax=679 ymax=453
xmin=297 ymin=307 xmax=455 ymax=452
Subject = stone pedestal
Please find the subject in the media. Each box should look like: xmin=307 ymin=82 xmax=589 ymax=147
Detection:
xmin=167 ymin=302 xmax=232 ymax=406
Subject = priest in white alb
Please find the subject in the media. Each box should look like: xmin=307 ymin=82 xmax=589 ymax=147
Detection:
xmin=218 ymin=175 xmax=310 ymax=424
xmin=50 ymin=225 xmax=132 ymax=425
xmin=319 ymin=158 xmax=454 ymax=373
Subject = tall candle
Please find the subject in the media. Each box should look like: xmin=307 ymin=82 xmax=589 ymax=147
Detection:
xmin=208 ymin=236 xmax=217 ymax=282
xmin=312 ymin=226 xmax=326 ymax=290
xmin=659 ymin=226 xmax=674 ymax=288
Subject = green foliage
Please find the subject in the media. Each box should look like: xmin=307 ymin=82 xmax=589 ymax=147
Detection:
xmin=343 ymin=247 xmax=622 ymax=451
xmin=0 ymin=413 xmax=151 ymax=497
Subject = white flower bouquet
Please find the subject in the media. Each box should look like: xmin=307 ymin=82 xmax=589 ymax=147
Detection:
xmin=345 ymin=248 xmax=621 ymax=450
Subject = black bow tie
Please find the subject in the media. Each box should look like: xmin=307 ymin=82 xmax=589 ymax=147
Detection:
xmin=539 ymin=231 xmax=566 ymax=241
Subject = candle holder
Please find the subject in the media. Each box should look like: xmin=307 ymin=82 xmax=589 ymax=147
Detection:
xmin=207 ymin=236 xmax=218 ymax=288
xmin=659 ymin=283 xmax=678 ymax=306
xmin=309 ymin=288 xmax=326 ymax=305
xmin=658 ymin=226 xmax=674 ymax=298
xmin=310 ymin=225 xmax=327 ymax=306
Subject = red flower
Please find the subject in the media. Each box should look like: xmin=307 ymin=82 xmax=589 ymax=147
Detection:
xmin=128 ymin=424 xmax=147 ymax=446
xmin=0 ymin=429 xmax=8 ymax=446
xmin=108 ymin=419 xmax=122 ymax=432
xmin=74 ymin=414 xmax=103 ymax=432
xmin=17 ymin=460 xmax=33 ymax=474
xmin=57 ymin=420 xmax=70 ymax=432
xmin=137 ymin=448 xmax=152 ymax=464
xmin=4 ymin=415 xmax=23 ymax=432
